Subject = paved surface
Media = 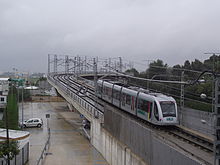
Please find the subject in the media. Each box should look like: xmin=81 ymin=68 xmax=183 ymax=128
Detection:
xmin=19 ymin=101 xmax=108 ymax=165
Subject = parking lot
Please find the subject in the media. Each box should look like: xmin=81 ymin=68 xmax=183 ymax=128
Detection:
xmin=19 ymin=100 xmax=108 ymax=165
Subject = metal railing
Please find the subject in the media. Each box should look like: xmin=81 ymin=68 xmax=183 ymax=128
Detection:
xmin=36 ymin=130 xmax=51 ymax=165
xmin=47 ymin=74 xmax=104 ymax=123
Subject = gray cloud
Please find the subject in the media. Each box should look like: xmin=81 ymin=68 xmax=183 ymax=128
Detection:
xmin=0 ymin=0 xmax=220 ymax=72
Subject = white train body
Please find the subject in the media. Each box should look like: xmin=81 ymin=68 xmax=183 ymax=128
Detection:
xmin=97 ymin=80 xmax=178 ymax=125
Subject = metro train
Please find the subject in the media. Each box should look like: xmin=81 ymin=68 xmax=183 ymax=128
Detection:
xmin=97 ymin=80 xmax=178 ymax=125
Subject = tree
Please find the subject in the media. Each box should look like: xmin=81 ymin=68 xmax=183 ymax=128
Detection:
xmin=183 ymin=60 xmax=191 ymax=70
xmin=147 ymin=59 xmax=168 ymax=78
xmin=191 ymin=59 xmax=204 ymax=71
xmin=125 ymin=68 xmax=139 ymax=77
xmin=172 ymin=64 xmax=182 ymax=77
xmin=0 ymin=140 xmax=19 ymax=162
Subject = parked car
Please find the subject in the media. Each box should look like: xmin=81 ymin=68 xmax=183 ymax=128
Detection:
xmin=20 ymin=118 xmax=43 ymax=128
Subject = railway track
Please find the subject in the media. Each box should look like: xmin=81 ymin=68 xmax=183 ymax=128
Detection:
xmin=52 ymin=74 xmax=104 ymax=113
xmin=50 ymin=73 xmax=213 ymax=155
xmin=162 ymin=126 xmax=213 ymax=153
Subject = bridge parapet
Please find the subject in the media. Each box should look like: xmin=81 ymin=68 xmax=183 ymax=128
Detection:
xmin=47 ymin=74 xmax=104 ymax=123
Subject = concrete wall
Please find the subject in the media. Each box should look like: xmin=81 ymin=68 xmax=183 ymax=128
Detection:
xmin=92 ymin=117 xmax=148 ymax=165
xmin=100 ymin=105 xmax=205 ymax=165
xmin=92 ymin=117 xmax=205 ymax=165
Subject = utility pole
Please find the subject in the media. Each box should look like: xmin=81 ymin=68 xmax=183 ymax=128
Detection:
xmin=93 ymin=58 xmax=98 ymax=118
xmin=204 ymin=53 xmax=220 ymax=113
xmin=84 ymin=56 xmax=87 ymax=74
xmin=5 ymin=106 xmax=10 ymax=165
xmin=108 ymin=58 xmax=111 ymax=73
xmin=21 ymin=87 xmax=24 ymax=130
xmin=74 ymin=57 xmax=76 ymax=75
xmin=119 ymin=57 xmax=122 ymax=72
xmin=76 ymin=55 xmax=80 ymax=75
xmin=180 ymin=71 xmax=185 ymax=108
xmin=54 ymin=55 xmax=57 ymax=74
xmin=81 ymin=56 xmax=84 ymax=74
xmin=204 ymin=53 xmax=220 ymax=165
xmin=65 ymin=55 xmax=69 ymax=74
xmin=179 ymin=71 xmax=185 ymax=125
xmin=48 ymin=54 xmax=50 ymax=74
xmin=79 ymin=56 xmax=81 ymax=74
xmin=214 ymin=76 xmax=220 ymax=165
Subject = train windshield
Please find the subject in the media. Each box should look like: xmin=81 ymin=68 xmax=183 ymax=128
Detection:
xmin=160 ymin=102 xmax=176 ymax=117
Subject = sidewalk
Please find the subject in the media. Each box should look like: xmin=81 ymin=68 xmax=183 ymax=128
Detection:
xmin=21 ymin=102 xmax=108 ymax=165
xmin=43 ymin=102 xmax=109 ymax=165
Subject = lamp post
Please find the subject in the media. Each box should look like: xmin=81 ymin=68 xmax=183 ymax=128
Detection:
xmin=189 ymin=70 xmax=219 ymax=165
xmin=5 ymin=105 xmax=10 ymax=165
xmin=213 ymin=77 xmax=220 ymax=165
xmin=21 ymin=87 xmax=24 ymax=130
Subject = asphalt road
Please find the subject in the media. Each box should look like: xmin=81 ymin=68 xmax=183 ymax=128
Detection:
xmin=19 ymin=101 xmax=108 ymax=165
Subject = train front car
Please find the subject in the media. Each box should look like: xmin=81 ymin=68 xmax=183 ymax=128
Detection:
xmin=154 ymin=95 xmax=178 ymax=125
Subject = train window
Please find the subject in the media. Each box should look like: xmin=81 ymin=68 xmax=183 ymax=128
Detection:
xmin=160 ymin=102 xmax=176 ymax=117
xmin=97 ymin=85 xmax=102 ymax=95
xmin=103 ymin=86 xmax=106 ymax=95
xmin=116 ymin=91 xmax=120 ymax=99
xmin=106 ymin=87 xmax=112 ymax=99
xmin=104 ymin=87 xmax=109 ymax=95
xmin=154 ymin=102 xmax=159 ymax=120
xmin=137 ymin=99 xmax=148 ymax=112
xmin=149 ymin=102 xmax=153 ymax=118
xmin=126 ymin=94 xmax=131 ymax=105
xmin=121 ymin=93 xmax=126 ymax=106
xmin=113 ymin=89 xmax=120 ymax=100
xmin=113 ymin=89 xmax=116 ymax=99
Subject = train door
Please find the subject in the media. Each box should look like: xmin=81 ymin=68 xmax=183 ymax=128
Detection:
xmin=153 ymin=101 xmax=159 ymax=121
xmin=148 ymin=102 xmax=153 ymax=121
xmin=137 ymin=98 xmax=151 ymax=121
xmin=131 ymin=96 xmax=135 ymax=112
xmin=121 ymin=93 xmax=126 ymax=107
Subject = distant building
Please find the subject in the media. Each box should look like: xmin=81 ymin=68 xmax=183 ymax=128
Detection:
xmin=0 ymin=78 xmax=9 ymax=107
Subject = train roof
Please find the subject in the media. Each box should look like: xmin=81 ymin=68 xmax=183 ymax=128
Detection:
xmin=98 ymin=79 xmax=175 ymax=101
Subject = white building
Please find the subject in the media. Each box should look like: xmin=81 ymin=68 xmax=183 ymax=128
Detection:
xmin=0 ymin=129 xmax=30 ymax=165
xmin=0 ymin=78 xmax=9 ymax=106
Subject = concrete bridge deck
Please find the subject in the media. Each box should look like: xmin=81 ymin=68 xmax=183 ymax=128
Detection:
xmin=47 ymin=73 xmax=213 ymax=165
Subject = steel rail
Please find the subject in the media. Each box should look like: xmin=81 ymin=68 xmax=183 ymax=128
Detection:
xmin=166 ymin=126 xmax=213 ymax=153
xmin=52 ymin=74 xmax=104 ymax=113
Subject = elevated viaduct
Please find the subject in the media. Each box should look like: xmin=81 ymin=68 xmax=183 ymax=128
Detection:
xmin=47 ymin=73 xmax=213 ymax=165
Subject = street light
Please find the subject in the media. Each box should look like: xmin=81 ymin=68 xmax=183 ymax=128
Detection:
xmin=189 ymin=70 xmax=219 ymax=165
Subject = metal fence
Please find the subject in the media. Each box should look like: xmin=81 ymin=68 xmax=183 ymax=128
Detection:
xmin=104 ymin=105 xmax=205 ymax=165
xmin=180 ymin=107 xmax=214 ymax=138
xmin=36 ymin=130 xmax=51 ymax=165
xmin=0 ymin=142 xmax=29 ymax=165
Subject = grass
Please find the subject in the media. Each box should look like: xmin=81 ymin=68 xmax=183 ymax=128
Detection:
xmin=184 ymin=100 xmax=212 ymax=112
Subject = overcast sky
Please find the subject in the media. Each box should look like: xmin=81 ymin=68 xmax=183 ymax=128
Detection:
xmin=0 ymin=0 xmax=220 ymax=72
